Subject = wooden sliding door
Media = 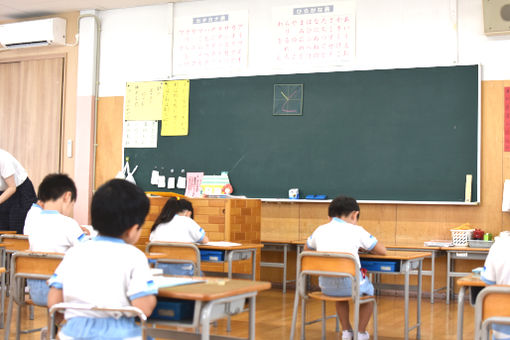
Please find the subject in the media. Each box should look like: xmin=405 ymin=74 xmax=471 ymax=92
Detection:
xmin=0 ymin=57 xmax=64 ymax=190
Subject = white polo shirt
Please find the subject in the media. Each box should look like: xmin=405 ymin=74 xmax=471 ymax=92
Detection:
xmin=306 ymin=217 xmax=378 ymax=266
xmin=149 ymin=215 xmax=206 ymax=243
xmin=0 ymin=149 xmax=28 ymax=191
xmin=23 ymin=203 xmax=43 ymax=235
xmin=48 ymin=236 xmax=158 ymax=320
xmin=481 ymin=234 xmax=510 ymax=285
xmin=28 ymin=210 xmax=87 ymax=253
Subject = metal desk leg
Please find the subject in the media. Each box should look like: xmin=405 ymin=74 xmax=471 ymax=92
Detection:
xmin=283 ymin=244 xmax=288 ymax=293
xmin=430 ymin=251 xmax=435 ymax=304
xmin=227 ymin=251 xmax=234 ymax=333
xmin=249 ymin=296 xmax=256 ymax=340
xmin=417 ymin=260 xmax=422 ymax=339
xmin=446 ymin=251 xmax=452 ymax=305
xmin=457 ymin=286 xmax=466 ymax=340
xmin=404 ymin=260 xmax=410 ymax=340
xmin=226 ymin=248 xmax=257 ymax=333
xmin=251 ymin=249 xmax=256 ymax=281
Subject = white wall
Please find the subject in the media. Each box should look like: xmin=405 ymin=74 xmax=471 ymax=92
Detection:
xmin=97 ymin=0 xmax=510 ymax=97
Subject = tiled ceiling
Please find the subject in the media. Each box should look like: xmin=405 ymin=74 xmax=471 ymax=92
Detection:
xmin=0 ymin=0 xmax=189 ymax=21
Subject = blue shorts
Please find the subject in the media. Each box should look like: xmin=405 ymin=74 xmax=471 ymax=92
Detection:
xmin=319 ymin=276 xmax=374 ymax=297
xmin=27 ymin=279 xmax=49 ymax=306
xmin=61 ymin=316 xmax=143 ymax=340
xmin=492 ymin=324 xmax=510 ymax=340
xmin=156 ymin=263 xmax=195 ymax=276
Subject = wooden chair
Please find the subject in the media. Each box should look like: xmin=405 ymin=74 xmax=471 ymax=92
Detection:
xmin=290 ymin=251 xmax=378 ymax=340
xmin=474 ymin=285 xmax=510 ymax=340
xmin=48 ymin=303 xmax=147 ymax=340
xmin=4 ymin=251 xmax=63 ymax=340
xmin=0 ymin=234 xmax=29 ymax=330
xmin=146 ymin=242 xmax=202 ymax=276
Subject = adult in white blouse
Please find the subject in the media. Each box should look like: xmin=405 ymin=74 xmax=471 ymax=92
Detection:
xmin=0 ymin=149 xmax=37 ymax=233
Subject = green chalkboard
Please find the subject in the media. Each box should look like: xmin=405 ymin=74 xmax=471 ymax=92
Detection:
xmin=125 ymin=65 xmax=479 ymax=202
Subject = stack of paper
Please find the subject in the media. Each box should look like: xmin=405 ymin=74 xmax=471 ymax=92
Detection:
xmin=205 ymin=241 xmax=241 ymax=247
xmin=424 ymin=240 xmax=453 ymax=247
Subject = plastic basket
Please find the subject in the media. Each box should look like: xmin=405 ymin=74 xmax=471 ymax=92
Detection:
xmin=450 ymin=229 xmax=474 ymax=247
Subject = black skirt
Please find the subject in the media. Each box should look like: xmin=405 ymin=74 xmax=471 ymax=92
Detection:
xmin=0 ymin=178 xmax=37 ymax=233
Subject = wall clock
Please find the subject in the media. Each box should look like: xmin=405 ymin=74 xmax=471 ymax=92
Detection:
xmin=273 ymin=84 xmax=303 ymax=116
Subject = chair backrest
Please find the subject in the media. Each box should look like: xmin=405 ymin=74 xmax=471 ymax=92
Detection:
xmin=0 ymin=234 xmax=29 ymax=252
xmin=12 ymin=251 xmax=63 ymax=278
xmin=297 ymin=251 xmax=360 ymax=297
xmin=474 ymin=285 xmax=510 ymax=340
xmin=146 ymin=242 xmax=201 ymax=275
xmin=10 ymin=251 xmax=63 ymax=303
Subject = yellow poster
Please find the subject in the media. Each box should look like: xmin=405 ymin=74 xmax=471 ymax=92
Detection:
xmin=161 ymin=80 xmax=190 ymax=136
xmin=125 ymin=81 xmax=163 ymax=120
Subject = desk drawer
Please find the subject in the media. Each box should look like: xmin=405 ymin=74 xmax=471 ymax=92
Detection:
xmin=451 ymin=252 xmax=487 ymax=260
xmin=201 ymin=250 xmax=224 ymax=262
xmin=151 ymin=298 xmax=195 ymax=321
xmin=361 ymin=260 xmax=400 ymax=272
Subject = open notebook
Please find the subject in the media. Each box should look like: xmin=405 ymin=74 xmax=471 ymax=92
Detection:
xmin=153 ymin=276 xmax=205 ymax=289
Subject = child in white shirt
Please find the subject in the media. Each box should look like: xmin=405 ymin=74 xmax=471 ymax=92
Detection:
xmin=26 ymin=174 xmax=87 ymax=306
xmin=306 ymin=196 xmax=386 ymax=340
xmin=48 ymin=179 xmax=157 ymax=340
xmin=150 ymin=197 xmax=208 ymax=275
xmin=481 ymin=232 xmax=510 ymax=339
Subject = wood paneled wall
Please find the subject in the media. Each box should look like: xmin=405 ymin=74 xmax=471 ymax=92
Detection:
xmin=95 ymin=96 xmax=124 ymax=189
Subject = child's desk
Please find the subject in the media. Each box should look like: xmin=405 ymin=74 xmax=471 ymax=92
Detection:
xmin=386 ymin=245 xmax=445 ymax=303
xmin=442 ymin=246 xmax=489 ymax=304
xmin=148 ymin=277 xmax=271 ymax=340
xmin=260 ymin=239 xmax=294 ymax=293
xmin=456 ymin=274 xmax=486 ymax=340
xmin=198 ymin=243 xmax=263 ymax=280
xmin=292 ymin=240 xmax=430 ymax=340
xmin=361 ymin=251 xmax=431 ymax=340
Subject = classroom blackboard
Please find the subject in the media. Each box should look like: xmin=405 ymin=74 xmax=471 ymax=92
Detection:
xmin=125 ymin=65 xmax=480 ymax=203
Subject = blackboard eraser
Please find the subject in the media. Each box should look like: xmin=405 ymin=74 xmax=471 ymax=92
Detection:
xmin=305 ymin=195 xmax=315 ymax=199
xmin=315 ymin=195 xmax=327 ymax=200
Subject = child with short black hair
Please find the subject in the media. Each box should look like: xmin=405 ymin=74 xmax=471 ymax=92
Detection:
xmin=48 ymin=179 xmax=157 ymax=340
xmin=26 ymin=173 xmax=87 ymax=307
xmin=305 ymin=196 xmax=386 ymax=340
xmin=150 ymin=197 xmax=209 ymax=275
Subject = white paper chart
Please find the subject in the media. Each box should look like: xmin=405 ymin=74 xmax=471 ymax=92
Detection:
xmin=173 ymin=10 xmax=249 ymax=75
xmin=123 ymin=121 xmax=158 ymax=148
xmin=272 ymin=2 xmax=356 ymax=66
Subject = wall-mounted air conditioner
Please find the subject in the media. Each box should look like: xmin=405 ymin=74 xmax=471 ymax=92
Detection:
xmin=0 ymin=18 xmax=66 ymax=49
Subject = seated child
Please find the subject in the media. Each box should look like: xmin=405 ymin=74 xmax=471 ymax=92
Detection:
xmin=48 ymin=179 xmax=157 ymax=340
xmin=481 ymin=231 xmax=510 ymax=340
xmin=26 ymin=173 xmax=88 ymax=306
xmin=23 ymin=200 xmax=43 ymax=235
xmin=305 ymin=196 xmax=386 ymax=340
xmin=149 ymin=197 xmax=209 ymax=275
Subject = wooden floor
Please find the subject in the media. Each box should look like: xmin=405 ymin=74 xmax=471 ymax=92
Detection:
xmin=0 ymin=288 xmax=474 ymax=339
